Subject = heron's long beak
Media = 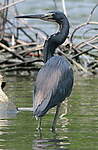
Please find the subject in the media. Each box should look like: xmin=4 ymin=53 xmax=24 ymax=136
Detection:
xmin=15 ymin=12 xmax=54 ymax=22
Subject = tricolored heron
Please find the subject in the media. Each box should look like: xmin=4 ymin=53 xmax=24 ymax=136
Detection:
xmin=16 ymin=11 xmax=74 ymax=131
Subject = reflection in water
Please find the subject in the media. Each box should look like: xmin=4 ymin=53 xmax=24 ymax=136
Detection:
xmin=0 ymin=75 xmax=98 ymax=150
xmin=0 ymin=74 xmax=17 ymax=145
xmin=33 ymin=131 xmax=70 ymax=150
xmin=33 ymin=103 xmax=69 ymax=150
xmin=0 ymin=102 xmax=17 ymax=119
xmin=32 ymin=138 xmax=70 ymax=150
xmin=0 ymin=102 xmax=17 ymax=143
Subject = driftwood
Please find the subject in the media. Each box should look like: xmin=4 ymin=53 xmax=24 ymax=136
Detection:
xmin=0 ymin=1 xmax=98 ymax=75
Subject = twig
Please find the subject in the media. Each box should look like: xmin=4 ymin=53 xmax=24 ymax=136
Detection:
xmin=87 ymin=4 xmax=98 ymax=22
xmin=19 ymin=44 xmax=43 ymax=56
xmin=62 ymin=0 xmax=67 ymax=16
xmin=86 ymin=42 xmax=98 ymax=51
xmin=17 ymin=27 xmax=35 ymax=42
xmin=0 ymin=0 xmax=25 ymax=11
xmin=16 ymin=18 xmax=48 ymax=40
xmin=72 ymin=47 xmax=94 ymax=59
xmin=70 ymin=4 xmax=98 ymax=43
xmin=88 ymin=21 xmax=98 ymax=25
xmin=53 ymin=0 xmax=58 ymax=10
xmin=1 ymin=59 xmax=43 ymax=69
xmin=58 ymin=48 xmax=88 ymax=73
xmin=75 ymin=35 xmax=98 ymax=49
xmin=0 ymin=42 xmax=25 ymax=61
xmin=1 ymin=66 xmax=40 ymax=72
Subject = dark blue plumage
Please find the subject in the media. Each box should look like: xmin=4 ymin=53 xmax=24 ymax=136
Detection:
xmin=33 ymin=56 xmax=73 ymax=117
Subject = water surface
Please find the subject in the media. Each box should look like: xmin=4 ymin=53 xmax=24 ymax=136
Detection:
xmin=0 ymin=75 xmax=98 ymax=150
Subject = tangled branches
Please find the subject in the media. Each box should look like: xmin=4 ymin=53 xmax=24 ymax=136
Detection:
xmin=0 ymin=1 xmax=98 ymax=75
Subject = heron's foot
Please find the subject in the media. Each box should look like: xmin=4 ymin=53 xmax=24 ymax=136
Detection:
xmin=52 ymin=128 xmax=55 ymax=133
xmin=36 ymin=127 xmax=42 ymax=131
xmin=51 ymin=125 xmax=57 ymax=133
xmin=36 ymin=126 xmax=42 ymax=138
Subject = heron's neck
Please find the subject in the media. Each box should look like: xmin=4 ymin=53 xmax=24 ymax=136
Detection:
xmin=43 ymin=18 xmax=69 ymax=63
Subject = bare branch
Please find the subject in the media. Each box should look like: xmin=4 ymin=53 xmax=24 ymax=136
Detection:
xmin=70 ymin=4 xmax=98 ymax=43
xmin=0 ymin=0 xmax=25 ymax=11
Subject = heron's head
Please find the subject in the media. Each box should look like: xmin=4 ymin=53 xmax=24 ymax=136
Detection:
xmin=16 ymin=11 xmax=67 ymax=24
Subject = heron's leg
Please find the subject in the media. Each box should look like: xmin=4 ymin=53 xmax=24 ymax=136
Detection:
xmin=52 ymin=103 xmax=61 ymax=132
xmin=37 ymin=117 xmax=42 ymax=130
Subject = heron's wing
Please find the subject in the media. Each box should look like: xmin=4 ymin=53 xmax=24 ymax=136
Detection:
xmin=33 ymin=64 xmax=60 ymax=113
xmin=33 ymin=56 xmax=73 ymax=117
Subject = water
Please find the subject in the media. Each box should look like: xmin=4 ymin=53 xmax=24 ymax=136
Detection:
xmin=0 ymin=75 xmax=98 ymax=150
xmin=0 ymin=0 xmax=98 ymax=149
